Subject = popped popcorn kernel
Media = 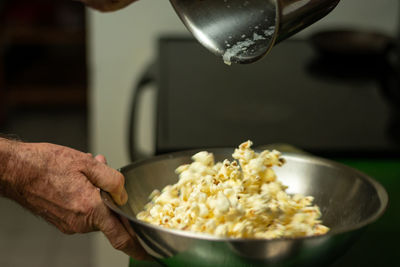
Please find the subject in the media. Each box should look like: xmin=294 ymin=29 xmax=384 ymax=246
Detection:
xmin=137 ymin=141 xmax=329 ymax=239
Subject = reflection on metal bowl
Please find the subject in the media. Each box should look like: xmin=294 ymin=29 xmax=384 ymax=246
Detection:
xmin=101 ymin=149 xmax=388 ymax=267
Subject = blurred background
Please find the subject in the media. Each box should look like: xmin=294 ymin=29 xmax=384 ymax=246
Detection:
xmin=0 ymin=0 xmax=399 ymax=266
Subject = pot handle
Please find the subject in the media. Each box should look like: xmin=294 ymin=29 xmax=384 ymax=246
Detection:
xmin=128 ymin=62 xmax=157 ymax=162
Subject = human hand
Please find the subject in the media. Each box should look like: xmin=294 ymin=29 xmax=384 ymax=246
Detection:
xmin=79 ymin=0 xmax=138 ymax=12
xmin=0 ymin=140 xmax=149 ymax=260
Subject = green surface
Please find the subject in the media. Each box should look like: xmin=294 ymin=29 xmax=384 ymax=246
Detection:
xmin=330 ymin=159 xmax=400 ymax=267
xmin=130 ymin=158 xmax=400 ymax=267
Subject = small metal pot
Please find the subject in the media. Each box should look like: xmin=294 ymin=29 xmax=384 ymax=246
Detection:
xmin=169 ymin=0 xmax=340 ymax=63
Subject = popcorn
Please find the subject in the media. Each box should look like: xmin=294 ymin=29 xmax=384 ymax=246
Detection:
xmin=215 ymin=192 xmax=230 ymax=214
xmin=137 ymin=140 xmax=329 ymax=239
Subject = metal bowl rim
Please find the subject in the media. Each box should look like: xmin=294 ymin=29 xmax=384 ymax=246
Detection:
xmin=103 ymin=148 xmax=388 ymax=243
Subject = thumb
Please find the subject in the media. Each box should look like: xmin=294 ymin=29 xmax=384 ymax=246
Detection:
xmin=83 ymin=154 xmax=127 ymax=205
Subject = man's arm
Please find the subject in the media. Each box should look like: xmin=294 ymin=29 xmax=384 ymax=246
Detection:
xmin=78 ymin=0 xmax=138 ymax=12
xmin=0 ymin=137 xmax=148 ymax=260
xmin=0 ymin=138 xmax=18 ymax=199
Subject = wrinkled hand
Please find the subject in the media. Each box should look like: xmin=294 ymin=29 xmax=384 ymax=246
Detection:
xmin=79 ymin=0 xmax=138 ymax=12
xmin=1 ymin=140 xmax=148 ymax=260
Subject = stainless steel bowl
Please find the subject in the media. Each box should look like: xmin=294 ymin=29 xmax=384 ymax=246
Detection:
xmin=101 ymin=149 xmax=388 ymax=267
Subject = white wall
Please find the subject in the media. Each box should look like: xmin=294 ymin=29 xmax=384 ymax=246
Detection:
xmin=88 ymin=0 xmax=187 ymax=169
xmin=87 ymin=0 xmax=398 ymax=266
xmin=87 ymin=1 xmax=186 ymax=265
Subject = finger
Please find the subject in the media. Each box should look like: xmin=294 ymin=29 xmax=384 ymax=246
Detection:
xmin=96 ymin=205 xmax=150 ymax=260
xmin=94 ymin=154 xmax=107 ymax=164
xmin=83 ymin=159 xmax=128 ymax=205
